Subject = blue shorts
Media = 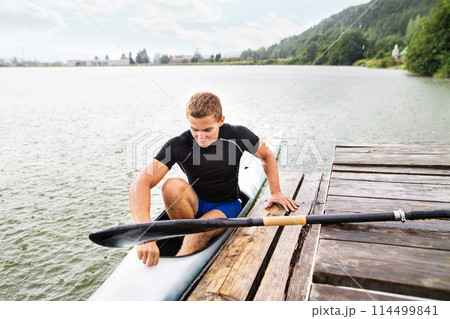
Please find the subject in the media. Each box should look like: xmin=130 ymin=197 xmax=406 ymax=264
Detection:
xmin=195 ymin=195 xmax=242 ymax=219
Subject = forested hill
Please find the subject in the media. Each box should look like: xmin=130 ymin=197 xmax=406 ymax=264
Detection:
xmin=242 ymin=0 xmax=436 ymax=65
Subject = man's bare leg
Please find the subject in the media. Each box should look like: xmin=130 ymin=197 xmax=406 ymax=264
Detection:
xmin=161 ymin=178 xmax=226 ymax=256
xmin=162 ymin=178 xmax=198 ymax=220
xmin=176 ymin=209 xmax=226 ymax=256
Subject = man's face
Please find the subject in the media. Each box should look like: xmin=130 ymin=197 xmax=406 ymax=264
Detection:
xmin=189 ymin=115 xmax=225 ymax=148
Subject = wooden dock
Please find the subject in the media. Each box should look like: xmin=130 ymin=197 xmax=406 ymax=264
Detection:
xmin=185 ymin=143 xmax=450 ymax=301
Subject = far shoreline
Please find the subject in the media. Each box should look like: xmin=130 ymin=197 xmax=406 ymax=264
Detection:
xmin=0 ymin=60 xmax=405 ymax=70
xmin=4 ymin=60 xmax=448 ymax=79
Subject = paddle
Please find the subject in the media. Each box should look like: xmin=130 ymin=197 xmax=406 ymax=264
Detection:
xmin=89 ymin=209 xmax=449 ymax=248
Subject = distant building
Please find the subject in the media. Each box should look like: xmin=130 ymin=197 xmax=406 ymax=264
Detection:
xmin=67 ymin=56 xmax=129 ymax=66
xmin=169 ymin=55 xmax=191 ymax=63
xmin=153 ymin=53 xmax=161 ymax=65
xmin=0 ymin=58 xmax=52 ymax=67
xmin=0 ymin=58 xmax=12 ymax=66
xmin=399 ymin=47 xmax=407 ymax=62
xmin=392 ymin=44 xmax=400 ymax=59
xmin=392 ymin=44 xmax=407 ymax=62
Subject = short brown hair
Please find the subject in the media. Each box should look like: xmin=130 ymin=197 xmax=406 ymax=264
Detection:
xmin=186 ymin=92 xmax=222 ymax=122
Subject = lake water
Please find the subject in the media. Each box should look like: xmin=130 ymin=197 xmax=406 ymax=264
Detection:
xmin=0 ymin=65 xmax=449 ymax=300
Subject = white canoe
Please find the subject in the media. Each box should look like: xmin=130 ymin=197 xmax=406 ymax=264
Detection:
xmin=89 ymin=131 xmax=283 ymax=301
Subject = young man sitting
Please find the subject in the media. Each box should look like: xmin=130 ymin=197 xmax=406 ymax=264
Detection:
xmin=129 ymin=92 xmax=298 ymax=267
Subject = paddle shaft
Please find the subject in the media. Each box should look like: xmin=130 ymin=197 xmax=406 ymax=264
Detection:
xmin=264 ymin=209 xmax=449 ymax=226
xmin=89 ymin=209 xmax=449 ymax=248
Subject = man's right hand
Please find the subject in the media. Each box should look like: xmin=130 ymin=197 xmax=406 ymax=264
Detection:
xmin=130 ymin=159 xmax=169 ymax=267
xmin=137 ymin=241 xmax=160 ymax=267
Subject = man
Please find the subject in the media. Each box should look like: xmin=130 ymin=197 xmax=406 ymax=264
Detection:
xmin=129 ymin=92 xmax=298 ymax=267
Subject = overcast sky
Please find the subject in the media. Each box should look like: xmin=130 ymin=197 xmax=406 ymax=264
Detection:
xmin=0 ymin=0 xmax=371 ymax=62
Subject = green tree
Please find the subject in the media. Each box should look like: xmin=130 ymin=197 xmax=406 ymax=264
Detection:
xmin=240 ymin=48 xmax=254 ymax=59
xmin=407 ymin=0 xmax=449 ymax=77
xmin=160 ymin=55 xmax=170 ymax=64
xmin=215 ymin=53 xmax=221 ymax=62
xmin=328 ymin=29 xmax=367 ymax=65
xmin=405 ymin=15 xmax=423 ymax=43
xmin=136 ymin=49 xmax=149 ymax=64
xmin=303 ymin=42 xmax=319 ymax=64
xmin=255 ymin=47 xmax=267 ymax=60
xmin=191 ymin=49 xmax=202 ymax=63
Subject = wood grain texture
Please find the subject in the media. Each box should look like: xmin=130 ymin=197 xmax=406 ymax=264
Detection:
xmin=332 ymin=165 xmax=450 ymax=176
xmin=309 ymin=283 xmax=424 ymax=301
xmin=186 ymin=172 xmax=302 ymax=301
xmin=324 ymin=195 xmax=450 ymax=232
xmin=254 ymin=173 xmax=324 ymax=301
xmin=325 ymin=195 xmax=450 ymax=213
xmin=331 ymin=171 xmax=450 ymax=185
xmin=313 ymin=239 xmax=450 ymax=300
xmin=328 ymin=179 xmax=450 ymax=202
xmin=334 ymin=145 xmax=450 ymax=154
xmin=332 ymin=153 xmax=450 ymax=167
xmin=334 ymin=143 xmax=450 ymax=149
xmin=285 ymin=174 xmax=329 ymax=301
xmin=320 ymin=223 xmax=450 ymax=250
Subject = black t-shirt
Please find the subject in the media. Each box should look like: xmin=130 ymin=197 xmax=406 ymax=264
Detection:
xmin=154 ymin=123 xmax=260 ymax=202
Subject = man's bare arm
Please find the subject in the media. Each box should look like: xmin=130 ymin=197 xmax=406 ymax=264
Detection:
xmin=254 ymin=139 xmax=299 ymax=212
xmin=129 ymin=159 xmax=169 ymax=223
xmin=129 ymin=159 xmax=169 ymax=267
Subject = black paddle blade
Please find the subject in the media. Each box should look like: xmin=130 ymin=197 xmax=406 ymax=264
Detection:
xmin=88 ymin=222 xmax=182 ymax=248
xmin=89 ymin=220 xmax=214 ymax=248
xmin=89 ymin=218 xmax=259 ymax=248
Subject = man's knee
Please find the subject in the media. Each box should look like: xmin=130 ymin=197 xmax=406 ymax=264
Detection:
xmin=162 ymin=178 xmax=190 ymax=203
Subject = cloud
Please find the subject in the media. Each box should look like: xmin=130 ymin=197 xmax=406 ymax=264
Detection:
xmin=119 ymin=0 xmax=222 ymax=23
xmin=31 ymin=0 xmax=127 ymax=16
xmin=145 ymin=0 xmax=222 ymax=23
xmin=128 ymin=12 xmax=304 ymax=51
xmin=128 ymin=16 xmax=209 ymax=38
xmin=0 ymin=0 xmax=66 ymax=37
xmin=215 ymin=13 xmax=304 ymax=48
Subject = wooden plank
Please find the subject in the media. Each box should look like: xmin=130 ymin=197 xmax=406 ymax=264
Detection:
xmin=309 ymin=283 xmax=425 ymax=301
xmin=328 ymin=179 xmax=450 ymax=202
xmin=323 ymin=216 xmax=449 ymax=233
xmin=313 ymin=240 xmax=450 ymax=300
xmin=335 ymin=143 xmax=450 ymax=149
xmin=331 ymin=171 xmax=450 ymax=185
xmin=285 ymin=174 xmax=329 ymax=301
xmin=333 ymin=153 xmax=450 ymax=167
xmin=325 ymin=195 xmax=450 ymax=213
xmin=324 ymin=194 xmax=450 ymax=232
xmin=323 ymin=218 xmax=449 ymax=233
xmin=186 ymin=172 xmax=302 ymax=301
xmin=254 ymin=173 xmax=323 ymax=301
xmin=320 ymin=223 xmax=450 ymax=250
xmin=332 ymin=165 xmax=450 ymax=176
xmin=335 ymin=146 xmax=450 ymax=155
